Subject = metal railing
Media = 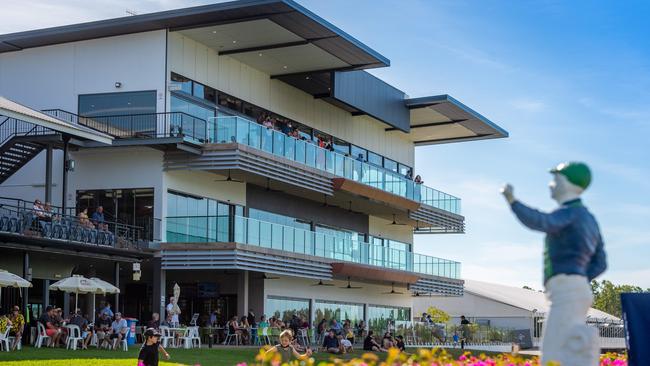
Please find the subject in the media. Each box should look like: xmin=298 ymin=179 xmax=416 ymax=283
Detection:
xmin=0 ymin=116 xmax=55 ymax=147
xmin=165 ymin=215 xmax=461 ymax=279
xmin=42 ymin=109 xmax=209 ymax=143
xmin=0 ymin=198 xmax=146 ymax=250
xmin=211 ymin=116 xmax=461 ymax=214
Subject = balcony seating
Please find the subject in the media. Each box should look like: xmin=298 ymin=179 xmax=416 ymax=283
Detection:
xmin=0 ymin=210 xmax=117 ymax=247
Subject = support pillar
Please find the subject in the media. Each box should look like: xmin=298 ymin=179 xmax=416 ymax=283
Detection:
xmin=237 ymin=271 xmax=249 ymax=317
xmin=43 ymin=279 xmax=50 ymax=310
xmin=22 ymin=251 xmax=30 ymax=339
xmin=152 ymin=258 xmax=166 ymax=317
xmin=63 ymin=292 xmax=70 ymax=316
xmin=114 ymin=262 xmax=120 ymax=312
xmin=45 ymin=145 xmax=53 ymax=203
xmin=61 ymin=136 xmax=70 ymax=214
xmin=363 ymin=303 xmax=369 ymax=331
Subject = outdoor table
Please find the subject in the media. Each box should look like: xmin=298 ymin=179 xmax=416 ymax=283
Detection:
xmin=167 ymin=327 xmax=188 ymax=348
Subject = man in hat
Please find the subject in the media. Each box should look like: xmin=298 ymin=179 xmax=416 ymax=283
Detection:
xmin=138 ymin=328 xmax=170 ymax=366
xmin=501 ymin=162 xmax=607 ymax=366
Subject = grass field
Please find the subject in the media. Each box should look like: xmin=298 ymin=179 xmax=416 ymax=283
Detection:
xmin=0 ymin=346 xmax=503 ymax=365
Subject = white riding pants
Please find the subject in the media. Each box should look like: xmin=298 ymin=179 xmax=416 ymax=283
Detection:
xmin=541 ymin=274 xmax=599 ymax=366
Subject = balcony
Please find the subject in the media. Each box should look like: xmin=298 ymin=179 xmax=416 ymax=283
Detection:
xmin=165 ymin=215 xmax=461 ymax=280
xmin=212 ymin=116 xmax=461 ymax=215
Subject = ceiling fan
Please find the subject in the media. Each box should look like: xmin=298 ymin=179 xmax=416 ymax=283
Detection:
xmin=340 ymin=277 xmax=362 ymax=289
xmin=311 ymin=279 xmax=335 ymax=287
xmin=383 ymin=282 xmax=404 ymax=295
xmin=265 ymin=177 xmax=282 ymax=192
xmin=386 ymin=214 xmax=407 ymax=226
xmin=214 ymin=169 xmax=244 ymax=183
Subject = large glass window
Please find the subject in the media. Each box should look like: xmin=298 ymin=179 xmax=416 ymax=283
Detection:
xmin=314 ymin=300 xmax=364 ymax=324
xmin=265 ymin=296 xmax=310 ymax=323
xmin=383 ymin=158 xmax=398 ymax=173
xmin=367 ymin=151 xmax=383 ymax=167
xmin=367 ymin=305 xmax=411 ymax=333
xmin=351 ymin=145 xmax=367 ymax=161
xmin=248 ymin=208 xmax=310 ymax=230
xmin=166 ymin=191 xmax=233 ymax=242
xmin=79 ymin=91 xmax=157 ymax=117
xmin=171 ymin=73 xmax=192 ymax=94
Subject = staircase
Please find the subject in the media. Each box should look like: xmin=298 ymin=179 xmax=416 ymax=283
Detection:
xmin=0 ymin=117 xmax=56 ymax=184
xmin=0 ymin=138 xmax=45 ymax=184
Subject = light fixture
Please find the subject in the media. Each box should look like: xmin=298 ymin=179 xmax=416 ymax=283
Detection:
xmin=212 ymin=30 xmax=217 ymax=34
xmin=258 ymin=53 xmax=263 ymax=57
xmin=232 ymin=40 xmax=237 ymax=44
xmin=115 ymin=81 xmax=122 ymax=88
xmin=283 ymin=65 xmax=288 ymax=69
xmin=305 ymin=76 xmax=310 ymax=80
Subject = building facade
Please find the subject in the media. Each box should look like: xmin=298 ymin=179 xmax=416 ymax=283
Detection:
xmin=0 ymin=0 xmax=507 ymax=333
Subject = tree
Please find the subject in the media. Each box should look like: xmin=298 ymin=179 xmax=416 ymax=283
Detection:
xmin=591 ymin=279 xmax=647 ymax=318
xmin=426 ymin=306 xmax=450 ymax=324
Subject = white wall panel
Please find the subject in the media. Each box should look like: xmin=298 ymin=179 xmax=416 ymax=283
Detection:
xmin=167 ymin=34 xmax=415 ymax=166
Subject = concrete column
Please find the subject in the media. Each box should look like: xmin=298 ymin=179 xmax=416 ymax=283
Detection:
xmin=237 ymin=271 xmax=249 ymax=317
xmin=363 ymin=303 xmax=369 ymax=330
xmin=43 ymin=279 xmax=50 ymax=310
xmin=45 ymin=145 xmax=53 ymax=204
xmin=61 ymin=136 xmax=70 ymax=214
xmin=114 ymin=262 xmax=120 ymax=312
xmin=152 ymin=258 xmax=166 ymax=317
xmin=309 ymin=298 xmax=316 ymax=325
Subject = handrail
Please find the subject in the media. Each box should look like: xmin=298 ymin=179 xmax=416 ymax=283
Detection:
xmin=0 ymin=117 xmax=56 ymax=147
xmin=165 ymin=214 xmax=461 ymax=279
xmin=210 ymin=115 xmax=461 ymax=214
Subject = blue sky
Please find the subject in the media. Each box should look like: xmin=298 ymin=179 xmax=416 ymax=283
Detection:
xmin=2 ymin=0 xmax=649 ymax=288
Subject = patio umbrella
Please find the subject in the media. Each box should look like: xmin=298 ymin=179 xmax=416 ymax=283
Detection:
xmin=0 ymin=269 xmax=32 ymax=305
xmin=89 ymin=277 xmax=120 ymax=322
xmin=171 ymin=283 xmax=181 ymax=324
xmin=49 ymin=275 xmax=103 ymax=314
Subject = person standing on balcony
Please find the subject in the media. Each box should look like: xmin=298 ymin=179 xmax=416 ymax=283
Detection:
xmin=501 ymin=162 xmax=606 ymax=366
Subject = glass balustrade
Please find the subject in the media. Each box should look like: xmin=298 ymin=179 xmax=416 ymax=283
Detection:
xmin=165 ymin=215 xmax=461 ymax=279
xmin=211 ymin=116 xmax=461 ymax=214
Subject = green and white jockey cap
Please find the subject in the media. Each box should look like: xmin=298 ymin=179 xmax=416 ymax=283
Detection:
xmin=550 ymin=162 xmax=592 ymax=190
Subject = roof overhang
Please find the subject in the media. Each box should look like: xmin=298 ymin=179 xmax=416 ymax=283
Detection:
xmin=0 ymin=97 xmax=113 ymax=144
xmin=389 ymin=95 xmax=508 ymax=146
xmin=0 ymin=0 xmax=389 ymax=72
xmin=331 ymin=262 xmax=420 ymax=285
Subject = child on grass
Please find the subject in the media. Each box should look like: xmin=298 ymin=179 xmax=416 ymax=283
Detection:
xmin=138 ymin=328 xmax=170 ymax=366
xmin=265 ymin=329 xmax=312 ymax=362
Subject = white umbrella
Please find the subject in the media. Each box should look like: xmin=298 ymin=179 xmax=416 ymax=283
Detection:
xmin=90 ymin=277 xmax=120 ymax=295
xmin=0 ymin=269 xmax=32 ymax=305
xmin=49 ymin=275 xmax=103 ymax=314
xmin=89 ymin=277 xmax=120 ymax=322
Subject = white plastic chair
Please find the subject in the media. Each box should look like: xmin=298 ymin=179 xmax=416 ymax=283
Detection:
xmin=0 ymin=327 xmax=10 ymax=351
xmin=223 ymin=327 xmax=240 ymax=345
xmin=65 ymin=325 xmax=84 ymax=350
xmin=35 ymin=323 xmax=51 ymax=348
xmin=118 ymin=328 xmax=130 ymax=351
xmin=7 ymin=335 xmax=21 ymax=350
xmin=260 ymin=327 xmax=270 ymax=345
xmin=181 ymin=326 xmax=201 ymax=349
xmin=159 ymin=326 xmax=173 ymax=348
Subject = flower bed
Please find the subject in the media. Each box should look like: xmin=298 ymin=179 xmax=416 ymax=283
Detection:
xmin=243 ymin=348 xmax=627 ymax=366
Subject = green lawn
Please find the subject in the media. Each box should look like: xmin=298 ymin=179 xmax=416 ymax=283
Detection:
xmin=0 ymin=346 xmax=509 ymax=365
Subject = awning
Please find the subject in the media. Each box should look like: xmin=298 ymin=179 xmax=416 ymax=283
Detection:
xmin=0 ymin=96 xmax=113 ymax=145
xmin=390 ymin=94 xmax=508 ymax=146
xmin=0 ymin=0 xmax=388 ymax=73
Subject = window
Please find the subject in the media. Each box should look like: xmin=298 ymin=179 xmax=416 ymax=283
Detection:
xmin=351 ymin=145 xmax=367 ymax=161
xmin=266 ymin=296 xmax=310 ymax=323
xmin=399 ymin=164 xmax=412 ymax=177
xmin=314 ymin=300 xmax=364 ymax=324
xmin=367 ymin=305 xmax=411 ymax=334
xmin=367 ymin=151 xmax=382 ymax=166
xmin=248 ymin=208 xmax=311 ymax=230
xmin=332 ymin=138 xmax=350 ymax=155
xmin=170 ymin=95 xmax=214 ymax=121
xmin=171 ymin=73 xmax=192 ymax=95
xmin=166 ymin=190 xmax=235 ymax=243
xmin=218 ymin=92 xmax=242 ymax=112
xmin=79 ymin=91 xmax=156 ymax=117
xmin=383 ymin=158 xmax=398 ymax=172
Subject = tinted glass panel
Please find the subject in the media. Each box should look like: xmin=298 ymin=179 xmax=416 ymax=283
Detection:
xmin=367 ymin=151 xmax=382 ymax=166
xmin=314 ymin=300 xmax=364 ymax=324
xmin=351 ymin=145 xmax=367 ymax=161
xmin=171 ymin=73 xmax=192 ymax=94
xmin=79 ymin=91 xmax=156 ymax=117
xmin=266 ymin=296 xmax=310 ymax=323
xmin=383 ymin=158 xmax=398 ymax=172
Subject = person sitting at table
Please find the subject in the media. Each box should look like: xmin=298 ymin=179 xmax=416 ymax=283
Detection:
xmin=69 ymin=309 xmax=93 ymax=349
xmin=9 ymin=305 xmax=25 ymax=351
xmin=226 ymin=316 xmax=243 ymax=344
xmin=160 ymin=314 xmax=174 ymax=328
xmin=240 ymin=315 xmax=251 ymax=345
xmin=78 ymin=208 xmax=95 ymax=229
xmin=147 ymin=312 xmax=160 ymax=330
xmin=38 ymin=305 xmax=63 ymax=348
xmin=106 ymin=312 xmax=128 ymax=350
xmin=95 ymin=311 xmax=112 ymax=345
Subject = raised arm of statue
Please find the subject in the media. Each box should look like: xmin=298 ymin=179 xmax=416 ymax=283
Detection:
xmin=510 ymin=201 xmax=574 ymax=234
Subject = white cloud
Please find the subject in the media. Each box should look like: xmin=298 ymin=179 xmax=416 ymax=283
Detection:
xmin=510 ymin=98 xmax=545 ymax=112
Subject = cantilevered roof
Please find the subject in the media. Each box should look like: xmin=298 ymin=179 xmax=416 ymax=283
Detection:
xmin=390 ymin=95 xmax=508 ymax=146
xmin=0 ymin=97 xmax=113 ymax=144
xmin=0 ymin=0 xmax=389 ymax=73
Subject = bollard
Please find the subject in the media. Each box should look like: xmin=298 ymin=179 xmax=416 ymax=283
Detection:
xmin=208 ymin=333 xmax=213 ymax=348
